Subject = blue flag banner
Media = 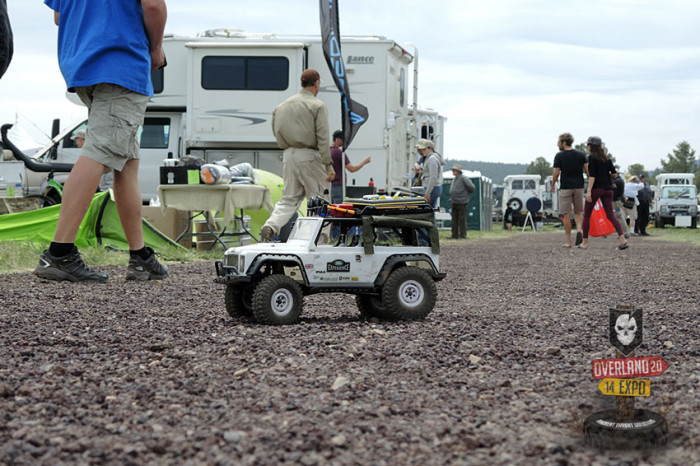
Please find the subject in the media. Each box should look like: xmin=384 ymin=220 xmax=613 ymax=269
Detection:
xmin=319 ymin=0 xmax=368 ymax=150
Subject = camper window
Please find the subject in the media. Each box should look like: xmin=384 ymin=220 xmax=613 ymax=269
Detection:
xmin=138 ymin=118 xmax=170 ymax=149
xmin=201 ymin=56 xmax=289 ymax=91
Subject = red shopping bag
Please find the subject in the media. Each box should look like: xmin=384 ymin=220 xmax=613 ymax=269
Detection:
xmin=589 ymin=200 xmax=615 ymax=237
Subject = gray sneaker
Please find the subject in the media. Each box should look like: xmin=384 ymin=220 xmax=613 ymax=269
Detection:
xmin=126 ymin=247 xmax=168 ymax=281
xmin=34 ymin=249 xmax=108 ymax=283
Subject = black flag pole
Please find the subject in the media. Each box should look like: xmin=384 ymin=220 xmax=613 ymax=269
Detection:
xmin=319 ymin=0 xmax=368 ymax=151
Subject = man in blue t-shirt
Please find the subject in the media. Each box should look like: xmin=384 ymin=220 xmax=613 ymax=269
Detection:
xmin=35 ymin=0 xmax=169 ymax=283
xmin=552 ymin=132 xmax=589 ymax=248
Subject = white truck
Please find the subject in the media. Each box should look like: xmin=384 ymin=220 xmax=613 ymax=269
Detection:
xmin=652 ymin=173 xmax=697 ymax=228
xmin=2 ymin=29 xmax=446 ymax=204
xmin=502 ymin=174 xmax=544 ymax=227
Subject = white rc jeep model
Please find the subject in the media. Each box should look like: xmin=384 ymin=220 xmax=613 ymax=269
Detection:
xmin=214 ymin=196 xmax=446 ymax=325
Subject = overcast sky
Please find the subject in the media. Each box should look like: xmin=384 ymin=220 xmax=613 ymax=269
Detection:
xmin=2 ymin=0 xmax=699 ymax=173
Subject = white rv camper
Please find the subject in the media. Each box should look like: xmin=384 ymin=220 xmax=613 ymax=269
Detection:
xmin=9 ymin=30 xmax=446 ymax=203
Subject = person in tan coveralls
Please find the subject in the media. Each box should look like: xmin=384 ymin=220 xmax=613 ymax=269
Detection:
xmin=260 ymin=69 xmax=335 ymax=242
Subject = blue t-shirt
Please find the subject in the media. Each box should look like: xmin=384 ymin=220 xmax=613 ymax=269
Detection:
xmin=44 ymin=0 xmax=153 ymax=96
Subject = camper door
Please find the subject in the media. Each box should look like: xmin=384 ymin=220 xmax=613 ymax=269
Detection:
xmin=186 ymin=42 xmax=306 ymax=146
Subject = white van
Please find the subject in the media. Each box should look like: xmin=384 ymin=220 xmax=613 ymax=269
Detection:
xmin=652 ymin=173 xmax=697 ymax=228
xmin=502 ymin=174 xmax=544 ymax=226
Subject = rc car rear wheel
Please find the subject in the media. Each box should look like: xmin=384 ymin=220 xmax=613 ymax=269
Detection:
xmin=355 ymin=294 xmax=392 ymax=320
xmin=225 ymin=284 xmax=255 ymax=318
xmin=253 ymin=275 xmax=303 ymax=325
xmin=381 ymin=266 xmax=436 ymax=321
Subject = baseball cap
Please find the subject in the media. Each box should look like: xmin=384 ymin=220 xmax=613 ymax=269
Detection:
xmin=639 ymin=173 xmax=646 ymax=179
xmin=416 ymin=138 xmax=434 ymax=150
xmin=586 ymin=136 xmax=602 ymax=146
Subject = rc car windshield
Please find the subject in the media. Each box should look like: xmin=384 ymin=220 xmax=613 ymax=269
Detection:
xmin=289 ymin=218 xmax=319 ymax=242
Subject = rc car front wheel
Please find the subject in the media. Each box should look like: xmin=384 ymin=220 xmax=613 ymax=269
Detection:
xmin=252 ymin=275 xmax=303 ymax=325
xmin=381 ymin=266 xmax=437 ymax=321
xmin=225 ymin=284 xmax=255 ymax=318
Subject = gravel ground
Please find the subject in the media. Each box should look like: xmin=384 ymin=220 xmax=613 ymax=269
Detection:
xmin=1 ymin=231 xmax=699 ymax=465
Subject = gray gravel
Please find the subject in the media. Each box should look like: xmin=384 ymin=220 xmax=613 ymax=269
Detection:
xmin=1 ymin=232 xmax=698 ymax=465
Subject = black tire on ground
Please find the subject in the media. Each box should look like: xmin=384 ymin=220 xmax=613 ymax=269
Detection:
xmin=355 ymin=294 xmax=392 ymax=320
xmin=583 ymin=409 xmax=668 ymax=450
xmin=656 ymin=216 xmax=665 ymax=228
xmin=225 ymin=284 xmax=255 ymax=318
xmin=252 ymin=275 xmax=303 ymax=325
xmin=690 ymin=217 xmax=697 ymax=229
xmin=507 ymin=197 xmax=523 ymax=212
xmin=381 ymin=266 xmax=437 ymax=321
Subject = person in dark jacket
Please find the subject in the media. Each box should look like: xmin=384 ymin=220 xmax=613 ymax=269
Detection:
xmin=636 ymin=173 xmax=653 ymax=236
xmin=449 ymin=164 xmax=475 ymax=239
xmin=0 ymin=0 xmax=13 ymax=79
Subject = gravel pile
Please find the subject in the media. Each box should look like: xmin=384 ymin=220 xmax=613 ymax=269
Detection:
xmin=1 ymin=232 xmax=698 ymax=465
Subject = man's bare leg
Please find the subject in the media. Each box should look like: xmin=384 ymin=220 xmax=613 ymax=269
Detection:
xmin=53 ymin=156 xmax=105 ymax=243
xmin=113 ymin=159 xmax=144 ymax=251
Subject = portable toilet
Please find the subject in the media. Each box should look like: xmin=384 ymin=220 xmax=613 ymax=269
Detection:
xmin=441 ymin=168 xmax=493 ymax=231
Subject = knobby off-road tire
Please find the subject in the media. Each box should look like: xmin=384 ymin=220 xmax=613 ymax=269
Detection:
xmin=252 ymin=275 xmax=303 ymax=325
xmin=507 ymin=197 xmax=523 ymax=212
xmin=583 ymin=409 xmax=668 ymax=450
xmin=225 ymin=284 xmax=255 ymax=318
xmin=355 ymin=295 xmax=393 ymax=320
xmin=381 ymin=266 xmax=436 ymax=321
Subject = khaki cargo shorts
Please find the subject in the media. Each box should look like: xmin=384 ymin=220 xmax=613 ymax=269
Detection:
xmin=75 ymin=83 xmax=148 ymax=172
xmin=559 ymin=188 xmax=584 ymax=215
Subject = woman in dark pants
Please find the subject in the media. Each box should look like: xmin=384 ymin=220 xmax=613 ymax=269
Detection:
xmin=579 ymin=136 xmax=629 ymax=250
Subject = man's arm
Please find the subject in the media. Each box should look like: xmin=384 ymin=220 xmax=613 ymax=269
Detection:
xmin=141 ymin=0 xmax=167 ymax=70
xmin=551 ymin=167 xmax=561 ymax=192
xmin=346 ymin=156 xmax=370 ymax=173
xmin=315 ymin=105 xmax=334 ymax=181
xmin=583 ymin=162 xmax=590 ymax=178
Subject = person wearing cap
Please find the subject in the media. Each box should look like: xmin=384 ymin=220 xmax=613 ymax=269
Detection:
xmin=416 ymin=138 xmax=444 ymax=208
xmin=261 ymin=69 xmax=335 ymax=242
xmin=551 ymin=132 xmax=588 ymax=248
xmin=579 ymin=136 xmax=628 ymax=250
xmin=330 ymin=129 xmax=371 ymax=203
xmin=449 ymin=164 xmax=475 ymax=239
xmin=635 ymin=173 xmax=653 ymax=236
xmin=71 ymin=129 xmax=87 ymax=149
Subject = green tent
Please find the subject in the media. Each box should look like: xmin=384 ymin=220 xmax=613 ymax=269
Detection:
xmin=0 ymin=190 xmax=179 ymax=250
